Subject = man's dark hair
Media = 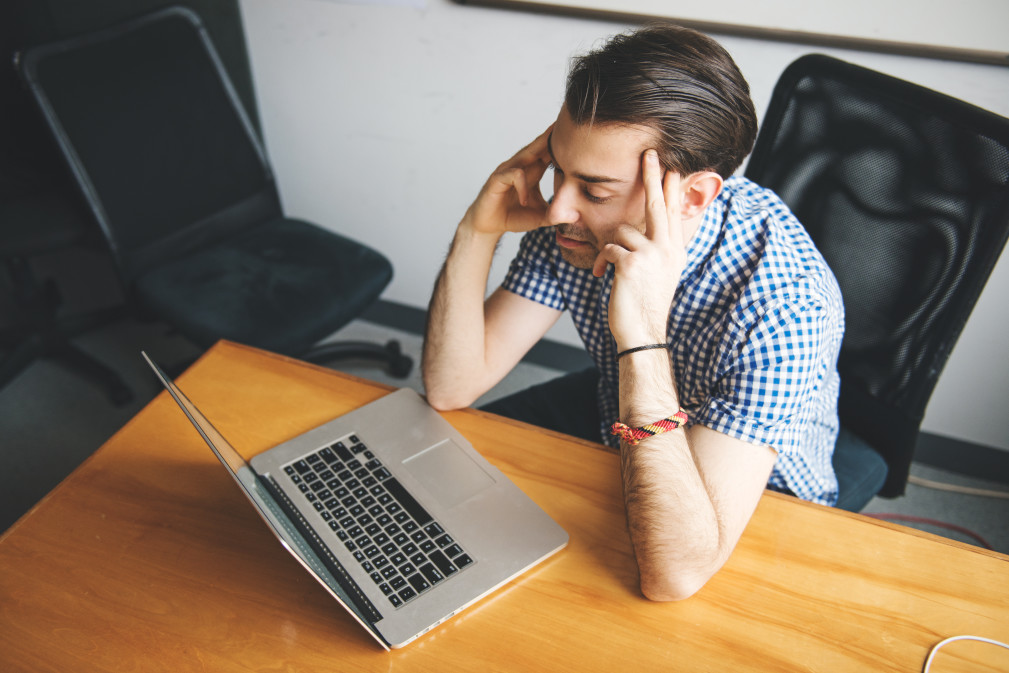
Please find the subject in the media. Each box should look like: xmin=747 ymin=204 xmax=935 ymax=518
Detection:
xmin=565 ymin=24 xmax=758 ymax=179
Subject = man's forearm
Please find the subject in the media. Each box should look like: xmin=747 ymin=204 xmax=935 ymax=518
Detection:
xmin=617 ymin=349 xmax=724 ymax=601
xmin=422 ymin=220 xmax=502 ymax=409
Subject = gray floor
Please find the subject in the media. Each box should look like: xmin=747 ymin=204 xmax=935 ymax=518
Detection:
xmin=2 ymin=316 xmax=1008 ymax=557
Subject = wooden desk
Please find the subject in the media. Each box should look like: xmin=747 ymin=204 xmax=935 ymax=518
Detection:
xmin=2 ymin=341 xmax=1007 ymax=672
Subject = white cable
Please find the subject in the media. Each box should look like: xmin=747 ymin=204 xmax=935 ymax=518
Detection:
xmin=908 ymin=475 xmax=1009 ymax=499
xmin=922 ymin=635 xmax=1009 ymax=673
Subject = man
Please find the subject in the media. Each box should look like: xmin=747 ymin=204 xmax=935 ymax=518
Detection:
xmin=422 ymin=24 xmax=844 ymax=601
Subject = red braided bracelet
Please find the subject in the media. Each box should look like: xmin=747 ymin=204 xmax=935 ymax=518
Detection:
xmin=611 ymin=410 xmax=689 ymax=446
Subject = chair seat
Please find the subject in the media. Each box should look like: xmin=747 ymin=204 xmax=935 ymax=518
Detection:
xmin=832 ymin=426 xmax=889 ymax=512
xmin=135 ymin=218 xmax=392 ymax=356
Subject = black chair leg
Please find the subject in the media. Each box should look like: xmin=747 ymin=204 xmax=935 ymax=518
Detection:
xmin=303 ymin=339 xmax=413 ymax=378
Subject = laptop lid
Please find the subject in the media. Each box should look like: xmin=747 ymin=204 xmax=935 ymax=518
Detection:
xmin=143 ymin=352 xmax=568 ymax=649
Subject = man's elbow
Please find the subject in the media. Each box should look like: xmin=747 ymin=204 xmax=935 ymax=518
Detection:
xmin=423 ymin=385 xmax=477 ymax=412
xmin=641 ymin=577 xmax=706 ymax=601
xmin=639 ymin=567 xmax=717 ymax=602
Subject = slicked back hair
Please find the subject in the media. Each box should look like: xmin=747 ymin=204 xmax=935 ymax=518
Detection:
xmin=565 ymin=24 xmax=758 ymax=179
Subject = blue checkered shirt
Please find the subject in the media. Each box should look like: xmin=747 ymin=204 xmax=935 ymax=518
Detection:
xmin=501 ymin=176 xmax=844 ymax=505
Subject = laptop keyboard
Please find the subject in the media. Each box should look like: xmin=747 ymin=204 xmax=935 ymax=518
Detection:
xmin=284 ymin=434 xmax=473 ymax=609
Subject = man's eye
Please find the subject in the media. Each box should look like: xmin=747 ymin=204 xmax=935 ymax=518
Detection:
xmin=582 ymin=188 xmax=610 ymax=204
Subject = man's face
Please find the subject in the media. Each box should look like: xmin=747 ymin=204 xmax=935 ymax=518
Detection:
xmin=546 ymin=107 xmax=658 ymax=269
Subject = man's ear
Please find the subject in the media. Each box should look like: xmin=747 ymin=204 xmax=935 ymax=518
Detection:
xmin=680 ymin=171 xmax=723 ymax=220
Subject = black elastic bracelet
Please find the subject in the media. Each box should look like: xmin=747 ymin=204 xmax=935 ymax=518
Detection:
xmin=616 ymin=343 xmax=667 ymax=361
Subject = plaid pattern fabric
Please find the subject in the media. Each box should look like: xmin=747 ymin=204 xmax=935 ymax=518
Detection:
xmin=501 ymin=176 xmax=845 ymax=505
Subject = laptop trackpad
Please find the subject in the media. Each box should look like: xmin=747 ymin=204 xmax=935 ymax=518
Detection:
xmin=402 ymin=439 xmax=495 ymax=508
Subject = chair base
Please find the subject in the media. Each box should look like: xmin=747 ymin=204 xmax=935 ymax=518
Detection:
xmin=1 ymin=321 xmax=134 ymax=406
xmin=1 ymin=257 xmax=133 ymax=406
xmin=303 ymin=339 xmax=413 ymax=379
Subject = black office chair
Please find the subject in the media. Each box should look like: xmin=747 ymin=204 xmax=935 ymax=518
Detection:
xmin=745 ymin=54 xmax=1009 ymax=511
xmin=16 ymin=6 xmax=412 ymax=376
xmin=2 ymin=7 xmax=133 ymax=405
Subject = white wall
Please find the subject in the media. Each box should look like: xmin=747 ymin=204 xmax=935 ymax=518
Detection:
xmin=239 ymin=0 xmax=1009 ymax=451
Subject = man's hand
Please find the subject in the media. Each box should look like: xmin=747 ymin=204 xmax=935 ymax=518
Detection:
xmin=463 ymin=125 xmax=554 ymax=237
xmin=592 ymin=149 xmax=688 ymax=351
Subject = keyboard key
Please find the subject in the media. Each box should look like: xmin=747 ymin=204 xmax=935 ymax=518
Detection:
xmin=351 ymin=443 xmax=367 ymax=455
xmin=382 ymin=566 xmax=399 ymax=580
xmin=399 ymin=563 xmax=416 ymax=577
xmin=390 ymin=575 xmax=406 ymax=590
xmin=388 ymin=593 xmax=402 ymax=608
xmin=420 ymin=563 xmax=445 ymax=585
xmin=382 ymin=543 xmax=398 ymax=556
xmin=306 ymin=453 xmax=322 ymax=464
xmin=420 ymin=539 xmax=436 ymax=554
xmin=319 ymin=447 xmax=338 ymax=464
xmin=390 ymin=553 xmax=406 ymax=567
xmin=384 ymin=478 xmax=433 ymax=525
xmin=293 ymin=460 xmax=311 ymax=474
xmin=371 ymin=572 xmax=383 ymax=585
xmin=332 ymin=442 xmax=353 ymax=462
xmin=411 ymin=530 xmax=427 ymax=544
xmin=424 ymin=523 xmax=445 ymax=538
xmin=379 ymin=583 xmax=392 ymax=595
xmin=454 ymin=554 xmax=473 ymax=569
xmin=407 ymin=573 xmax=430 ymax=594
xmin=398 ymin=586 xmax=417 ymax=602
xmin=436 ymin=534 xmax=453 ymax=548
xmin=429 ymin=549 xmax=458 ymax=576
xmin=445 ymin=543 xmax=463 ymax=558
xmin=410 ymin=553 xmax=426 ymax=566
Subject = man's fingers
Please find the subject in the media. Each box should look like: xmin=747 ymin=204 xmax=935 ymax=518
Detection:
xmin=642 ymin=150 xmax=668 ymax=243
xmin=592 ymin=243 xmax=630 ymax=277
xmin=663 ymin=170 xmax=684 ymax=244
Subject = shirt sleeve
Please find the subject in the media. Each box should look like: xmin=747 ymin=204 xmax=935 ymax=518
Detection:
xmin=697 ymin=292 xmax=843 ymax=459
xmin=500 ymin=227 xmax=567 ymax=311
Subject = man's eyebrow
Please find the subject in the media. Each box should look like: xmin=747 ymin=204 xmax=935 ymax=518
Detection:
xmin=547 ymin=132 xmax=629 ymax=185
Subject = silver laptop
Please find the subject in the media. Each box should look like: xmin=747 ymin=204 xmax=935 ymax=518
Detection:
xmin=143 ymin=353 xmax=568 ymax=649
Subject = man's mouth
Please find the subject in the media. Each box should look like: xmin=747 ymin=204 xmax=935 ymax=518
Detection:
xmin=556 ymin=229 xmax=590 ymax=249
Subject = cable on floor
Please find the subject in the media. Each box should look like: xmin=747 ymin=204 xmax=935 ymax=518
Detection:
xmin=908 ymin=474 xmax=1009 ymax=499
xmin=864 ymin=513 xmax=993 ymax=549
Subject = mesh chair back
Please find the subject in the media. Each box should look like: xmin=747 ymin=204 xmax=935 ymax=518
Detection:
xmin=745 ymin=54 xmax=1009 ymax=496
xmin=19 ymin=7 xmax=278 ymax=282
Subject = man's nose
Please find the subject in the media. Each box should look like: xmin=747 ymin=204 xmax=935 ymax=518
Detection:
xmin=546 ymin=185 xmax=579 ymax=225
